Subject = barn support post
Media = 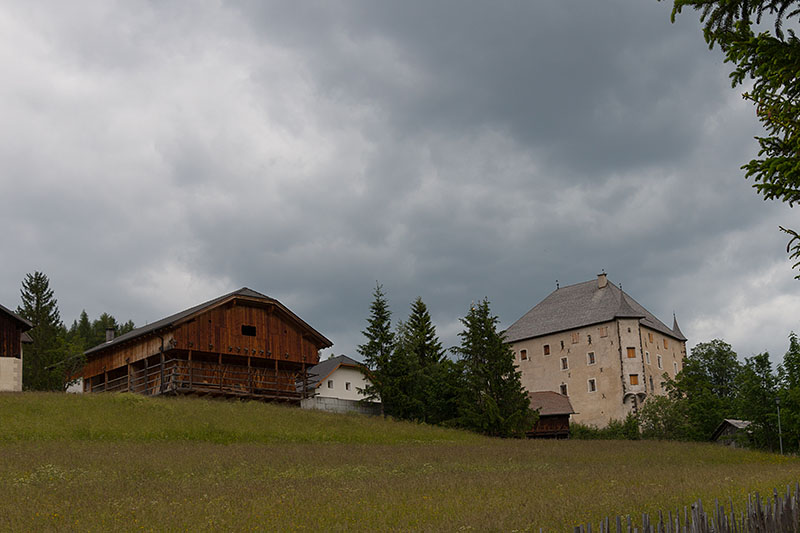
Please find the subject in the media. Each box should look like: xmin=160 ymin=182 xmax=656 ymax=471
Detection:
xmin=126 ymin=358 xmax=131 ymax=392
xmin=248 ymin=356 xmax=252 ymax=394
xmin=188 ymin=350 xmax=193 ymax=392
xmin=144 ymin=357 xmax=149 ymax=395
xmin=157 ymin=334 xmax=165 ymax=394
xmin=218 ymin=353 xmax=223 ymax=391
xmin=103 ymin=366 xmax=108 ymax=392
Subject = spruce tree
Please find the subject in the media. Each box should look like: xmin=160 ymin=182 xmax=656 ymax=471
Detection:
xmin=454 ymin=298 xmax=533 ymax=437
xmin=356 ymin=283 xmax=395 ymax=406
xmin=393 ymin=297 xmax=446 ymax=422
xmin=17 ymin=271 xmax=66 ymax=390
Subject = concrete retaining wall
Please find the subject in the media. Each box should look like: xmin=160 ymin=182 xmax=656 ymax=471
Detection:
xmin=301 ymin=396 xmax=382 ymax=416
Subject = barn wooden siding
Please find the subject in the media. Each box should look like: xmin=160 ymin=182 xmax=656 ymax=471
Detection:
xmin=82 ymin=292 xmax=331 ymax=402
xmin=0 ymin=314 xmax=23 ymax=359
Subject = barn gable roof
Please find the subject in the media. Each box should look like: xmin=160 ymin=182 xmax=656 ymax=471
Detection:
xmin=85 ymin=287 xmax=332 ymax=356
xmin=505 ymin=278 xmax=686 ymax=343
xmin=0 ymin=303 xmax=33 ymax=330
xmin=528 ymin=391 xmax=575 ymax=416
xmin=305 ymin=354 xmax=364 ymax=389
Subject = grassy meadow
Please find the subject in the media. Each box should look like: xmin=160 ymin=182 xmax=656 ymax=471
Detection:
xmin=2 ymin=393 xmax=799 ymax=531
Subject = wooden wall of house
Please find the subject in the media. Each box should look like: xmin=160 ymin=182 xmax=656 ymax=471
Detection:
xmin=83 ymin=301 xmax=324 ymax=379
xmin=83 ymin=335 xmax=173 ymax=378
xmin=171 ymin=303 xmax=322 ymax=365
xmin=0 ymin=314 xmax=22 ymax=358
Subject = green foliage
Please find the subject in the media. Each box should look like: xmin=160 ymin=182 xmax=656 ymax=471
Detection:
xmin=571 ymin=413 xmax=641 ymax=440
xmin=737 ymin=352 xmax=779 ymax=449
xmin=638 ymin=394 xmax=692 ymax=440
xmin=665 ymin=0 xmax=800 ymax=275
xmin=17 ymin=272 xmax=65 ymax=391
xmin=779 ymin=332 xmax=800 ymax=451
xmin=356 ymin=283 xmax=394 ymax=406
xmin=453 ymin=299 xmax=533 ymax=438
xmin=668 ymin=339 xmax=742 ymax=440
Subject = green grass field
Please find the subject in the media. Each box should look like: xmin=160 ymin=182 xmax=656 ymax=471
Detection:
xmin=1 ymin=393 xmax=798 ymax=532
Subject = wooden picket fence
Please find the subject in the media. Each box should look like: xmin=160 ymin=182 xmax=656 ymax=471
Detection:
xmin=571 ymin=483 xmax=800 ymax=533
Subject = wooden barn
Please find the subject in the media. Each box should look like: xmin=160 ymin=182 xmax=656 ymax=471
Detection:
xmin=527 ymin=391 xmax=575 ymax=439
xmin=0 ymin=303 xmax=33 ymax=392
xmin=81 ymin=288 xmax=332 ymax=402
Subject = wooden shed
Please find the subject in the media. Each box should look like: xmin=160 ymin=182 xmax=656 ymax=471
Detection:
xmin=0 ymin=303 xmax=33 ymax=392
xmin=81 ymin=288 xmax=332 ymax=402
xmin=527 ymin=391 xmax=575 ymax=439
xmin=711 ymin=419 xmax=752 ymax=447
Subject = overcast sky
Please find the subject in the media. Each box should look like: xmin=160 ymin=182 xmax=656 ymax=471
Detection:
xmin=1 ymin=1 xmax=798 ymax=365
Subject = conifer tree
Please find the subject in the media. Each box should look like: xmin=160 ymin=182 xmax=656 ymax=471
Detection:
xmin=453 ymin=298 xmax=533 ymax=437
xmin=17 ymin=271 xmax=65 ymax=390
xmin=356 ymin=283 xmax=395 ymax=406
xmin=666 ymin=0 xmax=800 ymax=275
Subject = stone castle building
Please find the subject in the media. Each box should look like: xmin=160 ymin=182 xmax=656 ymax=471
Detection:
xmin=505 ymin=273 xmax=687 ymax=427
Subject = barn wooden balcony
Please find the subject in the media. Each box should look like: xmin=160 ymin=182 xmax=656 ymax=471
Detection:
xmin=88 ymin=358 xmax=310 ymax=402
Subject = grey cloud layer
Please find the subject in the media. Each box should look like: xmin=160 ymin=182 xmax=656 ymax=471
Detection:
xmin=0 ymin=1 xmax=797 ymax=362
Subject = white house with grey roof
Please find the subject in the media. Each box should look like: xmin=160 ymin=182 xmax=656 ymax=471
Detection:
xmin=300 ymin=355 xmax=381 ymax=415
xmin=505 ymin=273 xmax=686 ymax=428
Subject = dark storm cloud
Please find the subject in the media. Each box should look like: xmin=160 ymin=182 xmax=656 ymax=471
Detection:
xmin=0 ymin=0 xmax=797 ymax=366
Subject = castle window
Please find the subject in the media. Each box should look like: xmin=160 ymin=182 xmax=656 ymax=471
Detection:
xmin=629 ymin=374 xmax=639 ymax=386
xmin=543 ymin=345 xmax=550 ymax=356
xmin=649 ymin=376 xmax=654 ymax=391
xmin=571 ymin=332 xmax=580 ymax=344
xmin=588 ymin=379 xmax=597 ymax=393
xmin=241 ymin=325 xmax=257 ymax=337
xmin=560 ymin=357 xmax=569 ymax=370
xmin=648 ymin=332 xmax=654 ymax=343
xmin=560 ymin=383 xmax=568 ymax=396
xmin=345 ymin=382 xmax=351 ymax=391
xmin=587 ymin=334 xmax=592 ymax=345
xmin=327 ymin=380 xmax=333 ymax=389
xmin=645 ymin=351 xmax=651 ymax=365
xmin=626 ymin=347 xmax=636 ymax=359
xmin=560 ymin=340 xmax=565 ymax=350
xmin=664 ymin=338 xmax=669 ymax=349
xmin=673 ymin=361 xmax=678 ymax=374
xmin=657 ymin=355 xmax=663 ymax=369
xmin=599 ymin=326 xmax=608 ymax=338
xmin=587 ymin=352 xmax=595 ymax=365
xmin=520 ymin=349 xmax=528 ymax=361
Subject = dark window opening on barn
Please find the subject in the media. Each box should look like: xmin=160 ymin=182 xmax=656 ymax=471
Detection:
xmin=520 ymin=349 xmax=528 ymax=360
xmin=560 ymin=383 xmax=568 ymax=396
xmin=242 ymin=325 xmax=257 ymax=337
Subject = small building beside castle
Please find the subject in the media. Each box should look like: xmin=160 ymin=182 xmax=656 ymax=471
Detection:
xmin=505 ymin=273 xmax=686 ymax=428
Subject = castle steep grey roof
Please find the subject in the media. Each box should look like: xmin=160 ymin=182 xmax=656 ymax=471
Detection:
xmin=505 ymin=278 xmax=686 ymax=343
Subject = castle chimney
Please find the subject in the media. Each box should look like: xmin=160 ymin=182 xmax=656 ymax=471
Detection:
xmin=597 ymin=272 xmax=608 ymax=289
xmin=105 ymin=327 xmax=115 ymax=343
